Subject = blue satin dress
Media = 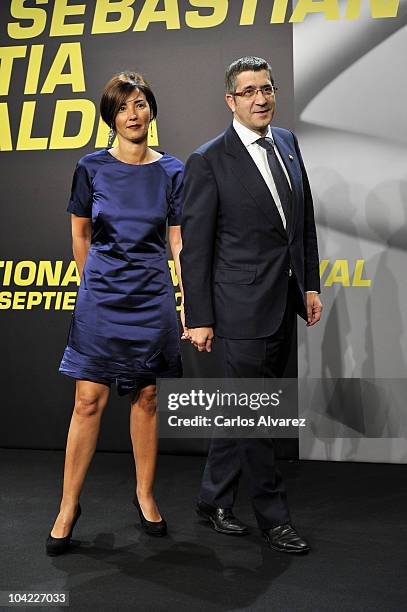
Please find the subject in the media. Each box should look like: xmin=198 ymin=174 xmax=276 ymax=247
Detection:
xmin=59 ymin=148 xmax=183 ymax=395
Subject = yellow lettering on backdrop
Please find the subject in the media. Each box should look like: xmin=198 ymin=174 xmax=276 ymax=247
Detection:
xmin=63 ymin=292 xmax=77 ymax=309
xmin=50 ymin=0 xmax=86 ymax=36
xmin=370 ymin=0 xmax=399 ymax=18
xmin=352 ymin=260 xmax=371 ymax=286
xmin=92 ymin=0 xmax=134 ymax=35
xmin=41 ymin=43 xmax=85 ymax=94
xmin=8 ymin=0 xmax=48 ymax=39
xmin=36 ymin=261 xmax=63 ymax=286
xmin=319 ymin=259 xmax=330 ymax=278
xmin=325 ymin=260 xmax=350 ymax=286
xmin=4 ymin=0 xmax=403 ymax=39
xmin=1 ymin=261 xmax=13 ymax=285
xmin=14 ymin=261 xmax=36 ymax=286
xmin=168 ymin=260 xmax=179 ymax=286
xmin=147 ymin=119 xmax=159 ymax=146
xmin=185 ymin=0 xmax=228 ymax=28
xmin=61 ymin=261 xmax=81 ymax=286
xmin=0 ymin=46 xmax=27 ymax=95
xmin=24 ymin=45 xmax=44 ymax=94
xmin=49 ymin=99 xmax=96 ymax=149
xmin=134 ymin=0 xmax=181 ymax=31
xmin=0 ymin=293 xmax=12 ymax=309
xmin=55 ymin=292 xmax=63 ymax=310
xmin=13 ymin=292 xmax=26 ymax=310
xmin=26 ymin=292 xmax=42 ymax=309
xmin=43 ymin=292 xmax=57 ymax=310
xmin=271 ymin=0 xmax=290 ymax=23
xmin=345 ymin=0 xmax=362 ymax=19
xmin=17 ymin=101 xmax=48 ymax=150
xmin=0 ymin=103 xmax=13 ymax=151
xmin=290 ymin=0 xmax=340 ymax=22
xmin=240 ymin=0 xmax=258 ymax=25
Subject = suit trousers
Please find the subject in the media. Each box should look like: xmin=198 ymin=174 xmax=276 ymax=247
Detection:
xmin=199 ymin=277 xmax=301 ymax=529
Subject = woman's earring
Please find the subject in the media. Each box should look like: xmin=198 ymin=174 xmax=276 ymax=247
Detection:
xmin=108 ymin=127 xmax=116 ymax=148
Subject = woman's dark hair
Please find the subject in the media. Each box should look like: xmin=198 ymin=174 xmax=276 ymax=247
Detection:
xmin=100 ymin=71 xmax=157 ymax=128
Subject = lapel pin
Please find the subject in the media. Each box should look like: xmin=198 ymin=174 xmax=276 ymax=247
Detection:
xmin=288 ymin=154 xmax=294 ymax=160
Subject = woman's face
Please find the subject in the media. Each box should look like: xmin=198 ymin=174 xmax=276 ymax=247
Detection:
xmin=114 ymin=89 xmax=152 ymax=144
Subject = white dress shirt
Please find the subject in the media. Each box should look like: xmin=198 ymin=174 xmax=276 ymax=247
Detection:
xmin=233 ymin=118 xmax=318 ymax=295
xmin=233 ymin=117 xmax=291 ymax=230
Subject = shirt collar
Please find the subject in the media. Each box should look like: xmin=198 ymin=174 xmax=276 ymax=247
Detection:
xmin=233 ymin=117 xmax=273 ymax=148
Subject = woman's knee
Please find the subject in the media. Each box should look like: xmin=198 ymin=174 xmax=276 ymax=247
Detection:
xmin=135 ymin=387 xmax=157 ymax=415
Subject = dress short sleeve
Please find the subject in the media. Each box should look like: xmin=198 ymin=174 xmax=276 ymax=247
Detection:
xmin=67 ymin=159 xmax=93 ymax=218
xmin=167 ymin=164 xmax=184 ymax=226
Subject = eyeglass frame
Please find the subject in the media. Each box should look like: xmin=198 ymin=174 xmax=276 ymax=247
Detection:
xmin=231 ymin=84 xmax=278 ymax=99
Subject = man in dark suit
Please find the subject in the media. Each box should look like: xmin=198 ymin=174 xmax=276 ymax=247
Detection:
xmin=180 ymin=56 xmax=322 ymax=553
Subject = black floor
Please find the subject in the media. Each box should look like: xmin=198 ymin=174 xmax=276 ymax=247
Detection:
xmin=1 ymin=449 xmax=406 ymax=612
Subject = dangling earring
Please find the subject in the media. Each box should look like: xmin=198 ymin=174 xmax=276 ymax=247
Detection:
xmin=108 ymin=126 xmax=116 ymax=148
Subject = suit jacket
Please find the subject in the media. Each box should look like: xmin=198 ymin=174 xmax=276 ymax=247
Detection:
xmin=180 ymin=124 xmax=320 ymax=339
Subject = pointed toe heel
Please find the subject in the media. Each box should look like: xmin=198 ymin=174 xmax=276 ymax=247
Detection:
xmin=133 ymin=497 xmax=167 ymax=537
xmin=45 ymin=503 xmax=82 ymax=556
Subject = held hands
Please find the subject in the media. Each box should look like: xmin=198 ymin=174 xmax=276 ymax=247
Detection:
xmin=180 ymin=304 xmax=214 ymax=352
xmin=306 ymin=293 xmax=323 ymax=326
xmin=180 ymin=312 xmax=214 ymax=353
xmin=188 ymin=327 xmax=214 ymax=352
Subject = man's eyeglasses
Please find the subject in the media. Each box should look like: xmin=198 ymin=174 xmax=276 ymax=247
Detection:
xmin=232 ymin=85 xmax=278 ymax=99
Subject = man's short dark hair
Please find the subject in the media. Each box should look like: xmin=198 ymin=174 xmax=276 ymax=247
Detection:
xmin=225 ymin=56 xmax=273 ymax=94
xmin=100 ymin=71 xmax=157 ymax=129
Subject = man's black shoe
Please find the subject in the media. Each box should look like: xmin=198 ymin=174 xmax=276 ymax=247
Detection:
xmin=196 ymin=501 xmax=249 ymax=535
xmin=263 ymin=524 xmax=310 ymax=553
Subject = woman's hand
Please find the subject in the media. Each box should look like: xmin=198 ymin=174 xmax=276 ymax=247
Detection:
xmin=180 ymin=304 xmax=190 ymax=340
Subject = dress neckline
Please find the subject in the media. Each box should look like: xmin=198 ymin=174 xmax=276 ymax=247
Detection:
xmin=105 ymin=148 xmax=166 ymax=166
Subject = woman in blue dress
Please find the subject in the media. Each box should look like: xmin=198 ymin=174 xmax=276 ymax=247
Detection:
xmin=46 ymin=72 xmax=185 ymax=554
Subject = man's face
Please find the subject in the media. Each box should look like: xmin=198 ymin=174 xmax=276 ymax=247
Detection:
xmin=226 ymin=69 xmax=275 ymax=135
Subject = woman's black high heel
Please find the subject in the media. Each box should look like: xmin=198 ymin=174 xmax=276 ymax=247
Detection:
xmin=133 ymin=496 xmax=167 ymax=537
xmin=46 ymin=503 xmax=82 ymax=556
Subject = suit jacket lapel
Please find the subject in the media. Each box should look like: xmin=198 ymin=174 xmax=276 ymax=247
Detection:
xmin=271 ymin=128 xmax=301 ymax=241
xmin=224 ymin=125 xmax=287 ymax=239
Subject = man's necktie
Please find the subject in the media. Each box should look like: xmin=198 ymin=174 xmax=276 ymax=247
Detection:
xmin=256 ymin=137 xmax=292 ymax=232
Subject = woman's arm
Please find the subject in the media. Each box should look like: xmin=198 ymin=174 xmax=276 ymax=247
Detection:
xmin=71 ymin=214 xmax=91 ymax=278
xmin=168 ymin=225 xmax=187 ymax=334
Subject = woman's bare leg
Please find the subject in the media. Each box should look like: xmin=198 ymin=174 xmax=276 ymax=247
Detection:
xmin=50 ymin=380 xmax=110 ymax=537
xmin=130 ymin=384 xmax=162 ymax=521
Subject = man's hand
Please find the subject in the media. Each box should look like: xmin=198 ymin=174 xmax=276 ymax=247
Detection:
xmin=306 ymin=293 xmax=323 ymax=326
xmin=187 ymin=327 xmax=214 ymax=352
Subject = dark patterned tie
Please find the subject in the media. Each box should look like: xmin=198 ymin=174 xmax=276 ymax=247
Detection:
xmin=256 ymin=137 xmax=292 ymax=232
